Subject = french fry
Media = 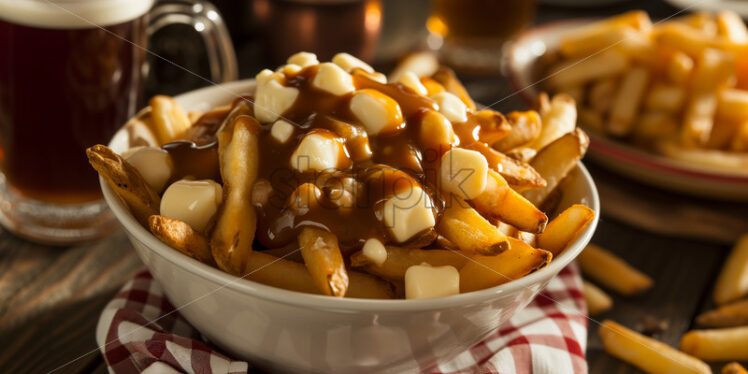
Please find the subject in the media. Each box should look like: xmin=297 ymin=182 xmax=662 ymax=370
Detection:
xmin=536 ymin=204 xmax=594 ymax=256
xmin=347 ymin=271 xmax=396 ymax=299
xmin=244 ymin=251 xmax=394 ymax=299
xmin=389 ymin=51 xmax=439 ymax=82
xmin=589 ymin=77 xmax=617 ymax=114
xmin=583 ymin=280 xmax=612 ymax=315
xmin=431 ymin=66 xmax=476 ymax=111
xmin=465 ymin=142 xmax=546 ymax=190
xmin=608 ymin=67 xmax=650 ymax=136
xmin=559 ymin=10 xmax=652 ymax=58
xmin=350 ymin=246 xmax=467 ymax=281
xmin=633 ymin=111 xmax=679 ymax=142
xmin=419 ymin=77 xmax=445 ymax=96
xmin=86 ymin=145 xmax=160 ymax=227
xmin=716 ymin=88 xmax=748 ymax=122
xmin=523 ymin=128 xmax=590 ymax=206
xmin=657 ymin=139 xmax=748 ymax=172
xmin=505 ymin=147 xmax=537 ymax=163
xmin=548 ymin=49 xmax=629 ymax=88
xmin=682 ymin=48 xmax=735 ymax=146
xmin=470 ymin=109 xmax=511 ymax=144
xmin=667 ymin=50 xmax=695 ymax=85
xmin=560 ymin=25 xmax=635 ymax=59
xmin=714 ymin=234 xmax=748 ymax=305
xmin=437 ymin=194 xmax=510 ymax=256
xmin=493 ymin=110 xmax=542 ymax=151
xmin=712 ymin=88 xmax=748 ymax=147
xmin=211 ymin=116 xmax=261 ymax=276
xmin=655 ymin=23 xmax=714 ymax=57
xmin=598 ymin=320 xmax=712 ymax=374
xmin=682 ymin=92 xmax=719 ymax=146
xmin=717 ymin=11 xmax=748 ymax=43
xmin=526 ymin=93 xmax=577 ymax=151
xmin=472 ymin=170 xmax=548 ymax=233
xmin=697 ymin=299 xmax=748 ymax=328
xmin=149 ymin=95 xmax=191 ymax=145
xmin=682 ymin=11 xmax=718 ymax=37
xmin=149 ymin=215 xmax=214 ymax=265
xmin=578 ymin=243 xmax=653 ymax=296
xmin=706 ymin=116 xmax=743 ymax=149
xmin=298 ymin=227 xmax=349 ymax=297
xmin=645 ymin=84 xmax=687 ymax=113
xmin=459 ymin=237 xmax=552 ymax=293
xmin=722 ymin=362 xmax=748 ymax=374
xmin=680 ymin=326 xmax=748 ymax=362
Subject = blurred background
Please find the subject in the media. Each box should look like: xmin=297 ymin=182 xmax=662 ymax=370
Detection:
xmin=149 ymin=0 xmax=679 ymax=102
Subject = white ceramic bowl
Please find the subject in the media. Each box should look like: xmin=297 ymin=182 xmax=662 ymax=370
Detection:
xmin=506 ymin=19 xmax=748 ymax=201
xmin=103 ymin=79 xmax=599 ymax=374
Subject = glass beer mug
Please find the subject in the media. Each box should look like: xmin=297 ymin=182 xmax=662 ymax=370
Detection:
xmin=0 ymin=0 xmax=237 ymax=244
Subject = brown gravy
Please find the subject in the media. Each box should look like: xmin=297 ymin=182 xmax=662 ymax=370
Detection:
xmin=163 ymin=65 xmax=494 ymax=251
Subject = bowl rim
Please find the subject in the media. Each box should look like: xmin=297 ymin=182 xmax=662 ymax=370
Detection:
xmin=102 ymin=78 xmax=600 ymax=312
xmin=505 ymin=18 xmax=748 ymax=185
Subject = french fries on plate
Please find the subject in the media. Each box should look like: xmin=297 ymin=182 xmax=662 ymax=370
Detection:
xmin=543 ymin=10 xmax=748 ymax=173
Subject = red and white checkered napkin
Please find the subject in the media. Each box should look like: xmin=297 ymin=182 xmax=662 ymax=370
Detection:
xmin=96 ymin=264 xmax=588 ymax=374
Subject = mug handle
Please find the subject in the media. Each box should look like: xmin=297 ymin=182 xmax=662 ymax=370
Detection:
xmin=148 ymin=0 xmax=238 ymax=83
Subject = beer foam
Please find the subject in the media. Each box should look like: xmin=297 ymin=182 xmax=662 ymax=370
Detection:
xmin=0 ymin=0 xmax=154 ymax=29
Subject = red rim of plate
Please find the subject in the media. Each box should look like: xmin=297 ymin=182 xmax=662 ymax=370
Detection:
xmin=506 ymin=19 xmax=748 ymax=185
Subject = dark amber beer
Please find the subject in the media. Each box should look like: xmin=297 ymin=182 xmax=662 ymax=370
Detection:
xmin=0 ymin=0 xmax=235 ymax=243
xmin=0 ymin=15 xmax=148 ymax=203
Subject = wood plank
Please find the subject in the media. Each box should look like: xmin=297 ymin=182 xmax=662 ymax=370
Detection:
xmin=584 ymin=220 xmax=726 ymax=373
xmin=0 ymin=229 xmax=142 ymax=373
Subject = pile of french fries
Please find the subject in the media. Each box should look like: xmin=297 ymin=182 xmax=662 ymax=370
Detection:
xmin=544 ymin=10 xmax=748 ymax=172
xmin=582 ymin=234 xmax=748 ymax=374
xmin=88 ymin=52 xmax=596 ymax=300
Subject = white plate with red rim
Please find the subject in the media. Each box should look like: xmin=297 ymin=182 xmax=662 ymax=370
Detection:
xmin=505 ymin=18 xmax=748 ymax=201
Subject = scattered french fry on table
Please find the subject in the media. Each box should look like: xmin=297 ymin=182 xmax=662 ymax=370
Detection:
xmin=680 ymin=326 xmax=748 ymax=362
xmin=577 ymin=243 xmax=653 ymax=296
xmin=714 ymin=234 xmax=748 ymax=305
xmin=599 ymin=320 xmax=712 ymax=374
xmin=583 ymin=280 xmax=612 ymax=315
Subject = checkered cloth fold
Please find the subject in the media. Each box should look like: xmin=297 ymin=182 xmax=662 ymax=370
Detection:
xmin=96 ymin=264 xmax=588 ymax=374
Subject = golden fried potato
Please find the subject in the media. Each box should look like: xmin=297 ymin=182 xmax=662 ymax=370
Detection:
xmin=298 ymin=227 xmax=349 ymax=297
xmin=211 ymin=116 xmax=261 ymax=276
xmin=149 ymin=215 xmax=214 ymax=265
xmin=86 ymin=145 xmax=160 ymax=227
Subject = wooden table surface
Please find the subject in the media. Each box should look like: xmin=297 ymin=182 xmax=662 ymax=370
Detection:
xmin=2 ymin=1 xmax=748 ymax=373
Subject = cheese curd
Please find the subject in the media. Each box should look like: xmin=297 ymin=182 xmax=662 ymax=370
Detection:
xmin=124 ymin=146 xmax=173 ymax=193
xmin=160 ymin=179 xmax=223 ymax=232
xmin=439 ymin=148 xmax=489 ymax=200
xmin=405 ymin=265 xmax=460 ymax=299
